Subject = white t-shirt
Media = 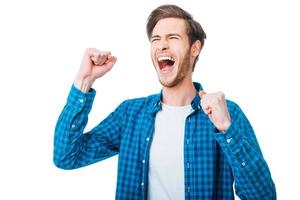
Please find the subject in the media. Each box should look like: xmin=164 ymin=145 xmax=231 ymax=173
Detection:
xmin=147 ymin=103 xmax=192 ymax=200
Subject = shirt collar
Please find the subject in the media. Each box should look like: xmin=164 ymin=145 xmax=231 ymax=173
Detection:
xmin=150 ymin=82 xmax=203 ymax=115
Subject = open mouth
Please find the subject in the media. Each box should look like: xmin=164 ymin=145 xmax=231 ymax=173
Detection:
xmin=157 ymin=56 xmax=175 ymax=71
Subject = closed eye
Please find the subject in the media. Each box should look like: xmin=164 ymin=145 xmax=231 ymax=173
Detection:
xmin=151 ymin=38 xmax=160 ymax=42
xmin=169 ymin=36 xmax=179 ymax=40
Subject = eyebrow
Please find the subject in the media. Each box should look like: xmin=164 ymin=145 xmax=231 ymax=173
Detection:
xmin=151 ymin=33 xmax=182 ymax=39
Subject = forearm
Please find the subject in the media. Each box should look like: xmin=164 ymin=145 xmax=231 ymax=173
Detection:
xmin=214 ymin=121 xmax=276 ymax=199
xmin=53 ymin=85 xmax=96 ymax=169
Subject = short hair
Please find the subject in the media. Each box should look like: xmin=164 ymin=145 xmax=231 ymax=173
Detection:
xmin=146 ymin=4 xmax=207 ymax=70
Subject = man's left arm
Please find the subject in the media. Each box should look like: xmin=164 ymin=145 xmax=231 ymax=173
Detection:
xmin=200 ymin=91 xmax=276 ymax=200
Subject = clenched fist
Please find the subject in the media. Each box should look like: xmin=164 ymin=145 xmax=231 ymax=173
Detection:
xmin=74 ymin=48 xmax=117 ymax=93
xmin=200 ymin=91 xmax=231 ymax=133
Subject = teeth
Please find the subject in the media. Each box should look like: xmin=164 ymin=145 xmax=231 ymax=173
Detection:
xmin=158 ymin=56 xmax=174 ymax=62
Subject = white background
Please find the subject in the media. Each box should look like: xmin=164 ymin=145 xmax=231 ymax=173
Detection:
xmin=0 ymin=0 xmax=299 ymax=199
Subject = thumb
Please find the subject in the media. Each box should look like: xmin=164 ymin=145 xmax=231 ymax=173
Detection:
xmin=199 ymin=90 xmax=212 ymax=115
xmin=104 ymin=55 xmax=117 ymax=67
xmin=199 ymin=90 xmax=207 ymax=98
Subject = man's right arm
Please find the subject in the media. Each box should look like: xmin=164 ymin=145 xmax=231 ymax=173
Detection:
xmin=53 ymin=48 xmax=120 ymax=169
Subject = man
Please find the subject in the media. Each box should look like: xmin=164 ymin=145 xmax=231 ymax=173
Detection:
xmin=54 ymin=4 xmax=276 ymax=200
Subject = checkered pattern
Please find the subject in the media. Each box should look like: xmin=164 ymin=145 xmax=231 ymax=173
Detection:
xmin=54 ymin=82 xmax=276 ymax=200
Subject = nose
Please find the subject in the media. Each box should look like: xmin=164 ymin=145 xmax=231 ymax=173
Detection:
xmin=157 ymin=39 xmax=169 ymax=51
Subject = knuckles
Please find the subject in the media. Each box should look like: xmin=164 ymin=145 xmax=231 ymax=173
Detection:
xmin=216 ymin=91 xmax=225 ymax=99
xmin=200 ymin=91 xmax=226 ymax=105
xmin=85 ymin=47 xmax=96 ymax=54
xmin=85 ymin=48 xmax=108 ymax=57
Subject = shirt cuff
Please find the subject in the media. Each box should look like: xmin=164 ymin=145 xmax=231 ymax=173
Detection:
xmin=213 ymin=121 xmax=244 ymax=154
xmin=214 ymin=121 xmax=254 ymax=169
xmin=66 ymin=84 xmax=96 ymax=112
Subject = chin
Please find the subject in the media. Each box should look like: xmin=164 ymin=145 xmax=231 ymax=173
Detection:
xmin=158 ymin=76 xmax=182 ymax=88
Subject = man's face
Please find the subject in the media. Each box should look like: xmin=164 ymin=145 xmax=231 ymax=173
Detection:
xmin=150 ymin=18 xmax=192 ymax=88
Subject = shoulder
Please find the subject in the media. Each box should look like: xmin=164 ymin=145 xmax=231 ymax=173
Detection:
xmin=124 ymin=93 xmax=159 ymax=105
xmin=116 ymin=93 xmax=160 ymax=111
xmin=226 ymin=99 xmax=249 ymax=123
xmin=226 ymin=99 xmax=244 ymax=116
xmin=226 ymin=99 xmax=240 ymax=111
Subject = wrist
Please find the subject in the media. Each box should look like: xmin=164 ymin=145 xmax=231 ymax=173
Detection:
xmin=219 ymin=120 xmax=231 ymax=133
xmin=74 ymin=76 xmax=95 ymax=93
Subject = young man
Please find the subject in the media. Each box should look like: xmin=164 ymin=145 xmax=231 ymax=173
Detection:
xmin=54 ymin=4 xmax=276 ymax=200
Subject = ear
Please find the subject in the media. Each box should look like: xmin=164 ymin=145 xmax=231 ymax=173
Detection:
xmin=191 ymin=40 xmax=201 ymax=57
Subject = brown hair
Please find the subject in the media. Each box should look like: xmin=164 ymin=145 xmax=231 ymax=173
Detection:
xmin=146 ymin=4 xmax=207 ymax=70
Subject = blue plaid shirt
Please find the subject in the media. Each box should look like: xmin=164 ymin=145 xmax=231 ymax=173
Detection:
xmin=54 ymin=82 xmax=276 ymax=200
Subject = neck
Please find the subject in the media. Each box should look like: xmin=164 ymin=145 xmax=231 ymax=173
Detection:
xmin=162 ymin=78 xmax=196 ymax=106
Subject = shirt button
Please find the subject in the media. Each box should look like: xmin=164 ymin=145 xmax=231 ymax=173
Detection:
xmin=187 ymin=162 xmax=190 ymax=168
xmin=141 ymin=182 xmax=144 ymax=187
xmin=146 ymin=137 xmax=150 ymax=142
xmin=142 ymin=160 xmax=145 ymax=164
xmin=71 ymin=124 xmax=76 ymax=129
xmin=79 ymin=99 xmax=84 ymax=103
xmin=186 ymin=139 xmax=190 ymax=145
xmin=226 ymin=137 xmax=232 ymax=143
xmin=241 ymin=161 xmax=246 ymax=167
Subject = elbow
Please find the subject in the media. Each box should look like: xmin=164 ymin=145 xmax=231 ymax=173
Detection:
xmin=262 ymin=176 xmax=276 ymax=200
xmin=256 ymin=180 xmax=277 ymax=200
xmin=269 ymin=181 xmax=277 ymax=200
xmin=53 ymin=156 xmax=75 ymax=170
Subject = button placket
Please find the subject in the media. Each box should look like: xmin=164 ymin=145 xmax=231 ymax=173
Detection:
xmin=226 ymin=137 xmax=233 ymax=144
xmin=241 ymin=161 xmax=247 ymax=167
